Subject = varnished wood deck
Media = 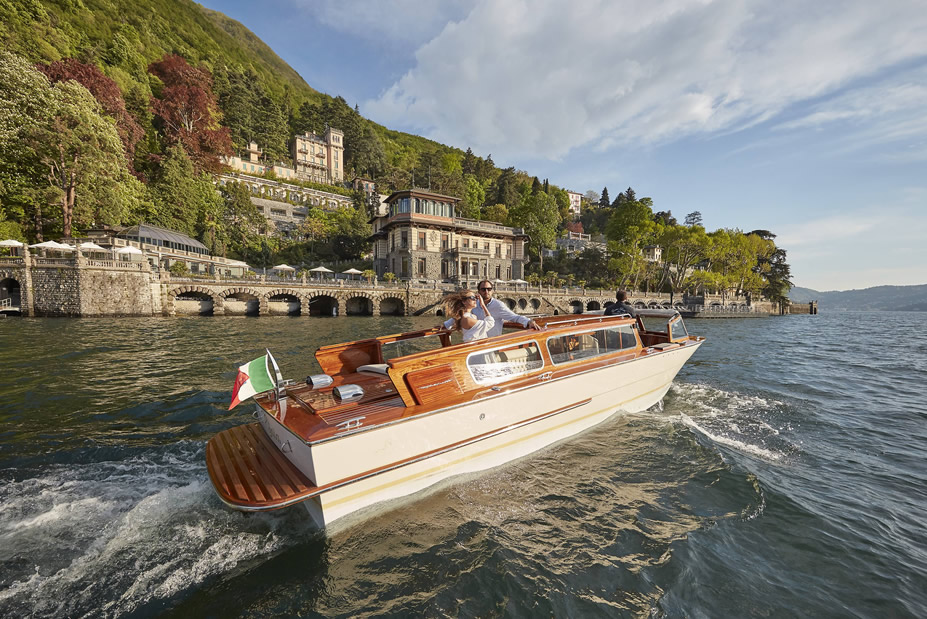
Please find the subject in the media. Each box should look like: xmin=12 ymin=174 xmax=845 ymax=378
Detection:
xmin=206 ymin=422 xmax=319 ymax=510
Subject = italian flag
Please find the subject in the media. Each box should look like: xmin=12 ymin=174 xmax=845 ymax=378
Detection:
xmin=228 ymin=354 xmax=276 ymax=410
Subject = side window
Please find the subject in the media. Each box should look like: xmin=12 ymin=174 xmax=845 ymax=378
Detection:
xmin=547 ymin=332 xmax=601 ymax=364
xmin=467 ymin=342 xmax=544 ymax=385
xmin=548 ymin=326 xmax=638 ymax=364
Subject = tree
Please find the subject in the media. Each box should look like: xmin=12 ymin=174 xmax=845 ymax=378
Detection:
xmin=653 ymin=210 xmax=677 ymax=226
xmin=509 ymin=190 xmax=561 ymax=273
xmin=0 ymin=51 xmax=56 ymax=239
xmin=147 ymin=145 xmax=221 ymax=238
xmin=32 ymin=80 xmax=143 ymax=237
xmin=584 ymin=189 xmax=600 ymax=204
xmin=217 ymin=180 xmax=265 ymax=257
xmin=148 ymin=55 xmax=232 ymax=172
xmin=483 ymin=203 xmax=508 ymax=224
xmin=685 ymin=211 xmax=703 ymax=227
xmin=658 ymin=223 xmax=710 ymax=296
xmin=599 ymin=187 xmax=610 ymax=208
xmin=492 ymin=167 xmax=521 ymax=209
xmin=458 ymin=174 xmax=485 ymax=219
xmin=37 ymin=58 xmax=144 ymax=177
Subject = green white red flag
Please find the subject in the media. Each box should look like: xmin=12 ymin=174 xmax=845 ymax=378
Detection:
xmin=228 ymin=354 xmax=275 ymax=410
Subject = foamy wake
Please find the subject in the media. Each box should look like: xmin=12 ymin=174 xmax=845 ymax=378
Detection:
xmin=665 ymin=383 xmax=796 ymax=463
xmin=0 ymin=442 xmax=298 ymax=617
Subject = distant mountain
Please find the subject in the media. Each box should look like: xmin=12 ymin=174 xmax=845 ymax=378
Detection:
xmin=790 ymin=284 xmax=927 ymax=311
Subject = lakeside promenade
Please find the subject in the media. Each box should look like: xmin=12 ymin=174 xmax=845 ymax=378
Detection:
xmin=0 ymin=252 xmax=778 ymax=318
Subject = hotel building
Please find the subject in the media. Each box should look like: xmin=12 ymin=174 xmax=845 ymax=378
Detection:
xmin=370 ymin=189 xmax=529 ymax=285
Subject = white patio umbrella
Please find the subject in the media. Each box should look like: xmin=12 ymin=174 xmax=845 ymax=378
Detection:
xmin=272 ymin=263 xmax=295 ymax=271
xmin=310 ymin=265 xmax=333 ymax=280
xmin=116 ymin=245 xmax=143 ymax=255
xmin=53 ymin=242 xmax=75 ymax=251
xmin=342 ymin=267 xmax=362 ymax=280
xmin=29 ymin=240 xmax=61 ymax=249
xmin=0 ymin=239 xmax=23 ymax=247
xmin=78 ymin=241 xmax=106 ymax=251
xmin=512 ymin=278 xmax=528 ymax=289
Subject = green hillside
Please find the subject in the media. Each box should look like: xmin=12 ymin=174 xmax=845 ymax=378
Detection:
xmin=0 ymin=0 xmax=461 ymax=168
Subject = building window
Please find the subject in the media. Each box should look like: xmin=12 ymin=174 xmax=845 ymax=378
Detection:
xmin=401 ymin=230 xmax=408 ymax=249
xmin=418 ymin=232 xmax=426 ymax=249
xmin=442 ymin=234 xmax=449 ymax=250
xmin=496 ymin=265 xmax=501 ymax=279
xmin=463 ymin=238 xmax=469 ymax=248
xmin=417 ymin=258 xmax=426 ymax=275
xmin=401 ymin=257 xmax=410 ymax=277
xmin=507 ymin=267 xmax=512 ymax=280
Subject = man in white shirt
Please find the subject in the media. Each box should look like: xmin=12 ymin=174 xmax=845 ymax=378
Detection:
xmin=444 ymin=280 xmax=542 ymax=337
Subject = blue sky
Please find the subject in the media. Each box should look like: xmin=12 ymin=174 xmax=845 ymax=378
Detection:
xmin=199 ymin=0 xmax=927 ymax=291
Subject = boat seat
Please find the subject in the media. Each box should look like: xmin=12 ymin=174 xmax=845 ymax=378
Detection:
xmin=356 ymin=363 xmax=389 ymax=375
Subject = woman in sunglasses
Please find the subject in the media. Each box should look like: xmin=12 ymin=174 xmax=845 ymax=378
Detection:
xmin=443 ymin=289 xmax=495 ymax=342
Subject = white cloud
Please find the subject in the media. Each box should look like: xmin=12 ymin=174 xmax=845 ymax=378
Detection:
xmin=362 ymin=0 xmax=927 ymax=161
xmin=286 ymin=0 xmax=475 ymax=47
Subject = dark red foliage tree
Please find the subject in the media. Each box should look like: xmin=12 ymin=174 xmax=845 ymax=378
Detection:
xmin=565 ymin=221 xmax=584 ymax=235
xmin=148 ymin=55 xmax=232 ymax=173
xmin=37 ymin=59 xmax=145 ymax=177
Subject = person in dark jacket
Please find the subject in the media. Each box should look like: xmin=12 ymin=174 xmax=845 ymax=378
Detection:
xmin=604 ymin=290 xmax=635 ymax=316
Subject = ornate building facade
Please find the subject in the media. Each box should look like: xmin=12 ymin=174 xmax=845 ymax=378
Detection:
xmin=370 ymin=189 xmax=529 ymax=285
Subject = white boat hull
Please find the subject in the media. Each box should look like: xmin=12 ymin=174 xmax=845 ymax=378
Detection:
xmin=259 ymin=342 xmax=701 ymax=528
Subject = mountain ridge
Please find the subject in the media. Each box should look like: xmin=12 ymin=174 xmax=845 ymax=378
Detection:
xmin=790 ymin=284 xmax=927 ymax=311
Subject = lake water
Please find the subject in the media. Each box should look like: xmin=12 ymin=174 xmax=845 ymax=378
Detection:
xmin=0 ymin=312 xmax=925 ymax=617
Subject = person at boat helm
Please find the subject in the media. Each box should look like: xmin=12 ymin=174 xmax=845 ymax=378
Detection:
xmin=604 ymin=289 xmax=636 ymax=317
xmin=444 ymin=289 xmax=495 ymax=342
xmin=443 ymin=279 xmax=542 ymax=337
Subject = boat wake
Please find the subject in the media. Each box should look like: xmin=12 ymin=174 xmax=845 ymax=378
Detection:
xmin=665 ymin=382 xmax=799 ymax=463
xmin=0 ymin=441 xmax=311 ymax=617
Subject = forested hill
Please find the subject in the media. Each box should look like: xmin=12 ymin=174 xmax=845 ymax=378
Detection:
xmin=1 ymin=0 xmax=467 ymax=179
xmin=790 ymin=284 xmax=927 ymax=311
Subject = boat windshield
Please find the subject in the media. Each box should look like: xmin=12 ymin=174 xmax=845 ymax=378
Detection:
xmin=381 ymin=333 xmax=445 ymax=361
xmin=669 ymin=315 xmax=688 ymax=340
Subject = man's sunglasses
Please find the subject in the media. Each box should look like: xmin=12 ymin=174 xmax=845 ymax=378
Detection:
xmin=478 ymin=287 xmax=493 ymax=291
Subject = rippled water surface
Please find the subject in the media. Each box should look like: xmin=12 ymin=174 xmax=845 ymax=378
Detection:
xmin=1 ymin=313 xmax=925 ymax=617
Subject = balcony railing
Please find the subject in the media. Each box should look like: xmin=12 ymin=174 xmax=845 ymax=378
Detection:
xmin=446 ymin=246 xmax=490 ymax=256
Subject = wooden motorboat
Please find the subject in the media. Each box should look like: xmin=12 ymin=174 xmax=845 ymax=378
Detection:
xmin=207 ymin=310 xmax=703 ymax=527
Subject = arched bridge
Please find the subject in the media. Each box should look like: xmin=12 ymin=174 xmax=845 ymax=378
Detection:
xmin=164 ymin=281 xmax=657 ymax=317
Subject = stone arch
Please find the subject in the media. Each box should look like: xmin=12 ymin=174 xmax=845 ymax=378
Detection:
xmin=265 ymin=288 xmax=303 ymax=316
xmin=0 ymin=276 xmax=22 ymax=312
xmin=221 ymin=287 xmax=261 ymax=316
xmin=586 ymin=300 xmax=601 ymax=311
xmin=529 ymin=298 xmax=542 ymax=311
xmin=518 ymin=298 xmax=528 ymax=310
xmin=345 ymin=293 xmax=374 ymax=316
xmin=379 ymin=295 xmax=405 ymax=316
xmin=304 ymin=292 xmax=339 ymax=316
xmin=171 ymin=285 xmax=219 ymax=316
xmin=499 ymin=297 xmax=517 ymax=310
xmin=568 ymin=298 xmax=584 ymax=314
xmin=633 ymin=301 xmax=647 ymax=309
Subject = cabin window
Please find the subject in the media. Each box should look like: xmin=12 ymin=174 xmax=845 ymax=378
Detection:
xmin=546 ymin=325 xmax=638 ymax=365
xmin=467 ymin=342 xmax=544 ymax=385
xmin=669 ymin=316 xmax=688 ymax=340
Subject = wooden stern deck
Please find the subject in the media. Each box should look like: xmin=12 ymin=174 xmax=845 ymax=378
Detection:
xmin=206 ymin=422 xmax=318 ymax=511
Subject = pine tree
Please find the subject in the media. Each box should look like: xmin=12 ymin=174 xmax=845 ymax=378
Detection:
xmin=600 ymin=187 xmax=610 ymax=208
